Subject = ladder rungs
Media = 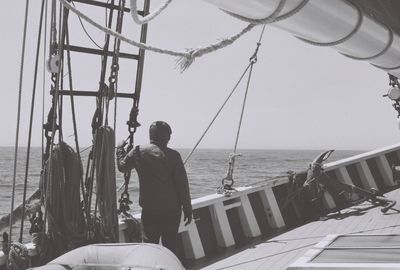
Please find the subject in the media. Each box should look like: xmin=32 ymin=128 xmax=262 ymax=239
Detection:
xmin=72 ymin=0 xmax=144 ymax=15
xmin=51 ymin=90 xmax=135 ymax=99
xmin=65 ymin=45 xmax=139 ymax=60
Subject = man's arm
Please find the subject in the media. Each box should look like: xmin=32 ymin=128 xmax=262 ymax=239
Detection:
xmin=116 ymin=143 xmax=138 ymax=173
xmin=174 ymin=152 xmax=192 ymax=225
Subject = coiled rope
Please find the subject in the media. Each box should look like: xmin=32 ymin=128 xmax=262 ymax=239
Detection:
xmin=95 ymin=126 xmax=119 ymax=243
xmin=44 ymin=143 xmax=87 ymax=255
xmin=58 ymin=0 xmax=289 ymax=71
xmin=129 ymin=0 xmax=172 ymax=25
xmin=7 ymin=242 xmax=29 ymax=270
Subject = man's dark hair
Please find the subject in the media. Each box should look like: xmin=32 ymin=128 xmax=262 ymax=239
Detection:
xmin=149 ymin=121 xmax=172 ymax=147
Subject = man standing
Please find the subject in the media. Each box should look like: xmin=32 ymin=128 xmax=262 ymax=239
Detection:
xmin=116 ymin=121 xmax=192 ymax=255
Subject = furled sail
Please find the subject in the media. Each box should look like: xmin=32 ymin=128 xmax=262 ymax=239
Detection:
xmin=202 ymin=0 xmax=400 ymax=78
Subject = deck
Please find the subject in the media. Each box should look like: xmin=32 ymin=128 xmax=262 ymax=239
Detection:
xmin=194 ymin=188 xmax=400 ymax=270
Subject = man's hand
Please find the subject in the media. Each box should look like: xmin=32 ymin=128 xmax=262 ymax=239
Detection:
xmin=183 ymin=207 xmax=192 ymax=226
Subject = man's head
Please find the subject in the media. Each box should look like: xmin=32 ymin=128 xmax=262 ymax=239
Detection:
xmin=149 ymin=121 xmax=172 ymax=147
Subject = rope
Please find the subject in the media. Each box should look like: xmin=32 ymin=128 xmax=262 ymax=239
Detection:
xmin=19 ymin=0 xmax=46 ymax=243
xmin=9 ymin=0 xmax=30 ymax=245
xmin=110 ymin=0 xmax=125 ymax=132
xmin=65 ymin=21 xmax=89 ymax=221
xmin=183 ymin=64 xmax=252 ymax=164
xmin=44 ymin=0 xmax=62 ymax=234
xmin=58 ymin=0 xmax=261 ymax=71
xmin=7 ymin=242 xmax=29 ymax=270
xmin=95 ymin=126 xmax=119 ymax=242
xmin=42 ymin=0 xmax=49 ymax=168
xmin=85 ymin=0 xmax=116 ymax=216
xmin=219 ymin=26 xmax=265 ymax=193
xmin=129 ymin=0 xmax=172 ymax=25
xmin=72 ymin=1 xmax=103 ymax=49
xmin=44 ymin=143 xmax=87 ymax=255
xmin=184 ymin=26 xmax=266 ymax=165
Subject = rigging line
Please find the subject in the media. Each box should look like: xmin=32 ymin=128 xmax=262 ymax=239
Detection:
xmin=19 ymin=0 xmax=47 ymax=243
xmin=71 ymin=1 xmax=102 ymax=49
xmin=111 ymin=0 xmax=125 ymax=134
xmin=9 ymin=0 xmax=30 ymax=244
xmin=184 ymin=26 xmax=266 ymax=165
xmin=42 ymin=0 xmax=49 ymax=168
xmin=87 ymin=0 xmax=116 ymax=214
xmin=44 ymin=0 xmax=66 ymax=231
xmin=50 ymin=0 xmax=57 ymax=54
xmin=233 ymin=63 xmax=254 ymax=153
xmin=183 ymin=63 xmax=252 ymax=165
xmin=65 ymin=22 xmax=89 ymax=221
xmin=58 ymin=2 xmax=64 ymax=142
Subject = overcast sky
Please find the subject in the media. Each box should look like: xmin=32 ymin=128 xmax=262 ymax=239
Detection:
xmin=1 ymin=0 xmax=399 ymax=150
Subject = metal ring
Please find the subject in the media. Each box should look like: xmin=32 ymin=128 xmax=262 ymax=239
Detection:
xmin=297 ymin=0 xmax=363 ymax=47
xmin=341 ymin=22 xmax=394 ymax=61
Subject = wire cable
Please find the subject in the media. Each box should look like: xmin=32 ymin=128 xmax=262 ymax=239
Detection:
xmin=9 ymin=0 xmax=30 ymax=244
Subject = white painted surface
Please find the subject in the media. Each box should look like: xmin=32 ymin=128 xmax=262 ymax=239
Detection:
xmin=376 ymin=155 xmax=395 ymax=186
xmin=355 ymin=161 xmax=378 ymax=190
xmin=259 ymin=187 xmax=285 ymax=228
xmin=210 ymin=202 xmax=235 ymax=247
xmin=180 ymin=222 xmax=205 ymax=259
xmin=201 ymin=0 xmax=400 ymax=77
xmin=237 ymin=195 xmax=261 ymax=237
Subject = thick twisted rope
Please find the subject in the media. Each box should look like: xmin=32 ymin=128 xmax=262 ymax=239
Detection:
xmin=58 ymin=0 xmax=288 ymax=71
xmin=129 ymin=0 xmax=172 ymax=24
xmin=95 ymin=127 xmax=119 ymax=242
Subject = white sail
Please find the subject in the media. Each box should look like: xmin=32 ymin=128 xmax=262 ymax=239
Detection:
xmin=202 ymin=0 xmax=400 ymax=77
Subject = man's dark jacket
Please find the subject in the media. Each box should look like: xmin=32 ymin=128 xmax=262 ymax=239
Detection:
xmin=116 ymin=144 xmax=192 ymax=213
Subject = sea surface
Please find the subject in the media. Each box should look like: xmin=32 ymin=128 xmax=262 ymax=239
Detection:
xmin=0 ymin=147 xmax=362 ymax=241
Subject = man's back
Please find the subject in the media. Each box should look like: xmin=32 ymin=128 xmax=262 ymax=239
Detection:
xmin=134 ymin=144 xmax=182 ymax=211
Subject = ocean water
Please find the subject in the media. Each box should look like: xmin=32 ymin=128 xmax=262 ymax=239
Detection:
xmin=0 ymin=147 xmax=362 ymax=241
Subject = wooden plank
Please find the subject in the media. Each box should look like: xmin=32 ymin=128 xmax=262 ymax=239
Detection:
xmin=355 ymin=161 xmax=378 ymax=190
xmin=210 ymin=202 xmax=235 ymax=247
xmin=237 ymin=194 xmax=261 ymax=238
xmin=376 ymin=155 xmax=395 ymax=186
xmin=259 ymin=187 xmax=285 ymax=228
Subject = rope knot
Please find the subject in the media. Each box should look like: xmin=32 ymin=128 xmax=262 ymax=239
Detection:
xmin=176 ymin=49 xmax=199 ymax=72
